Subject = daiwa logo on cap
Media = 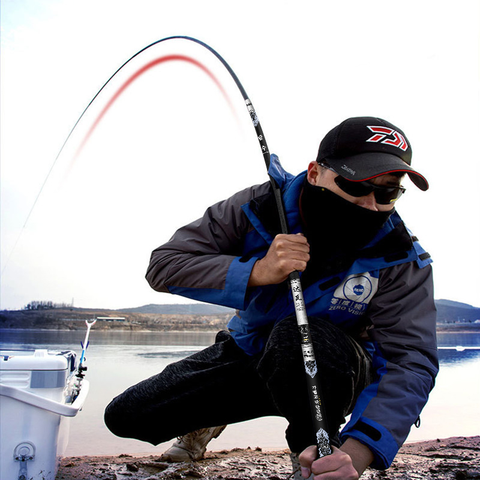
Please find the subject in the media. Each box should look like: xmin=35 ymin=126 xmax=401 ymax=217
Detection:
xmin=366 ymin=126 xmax=409 ymax=152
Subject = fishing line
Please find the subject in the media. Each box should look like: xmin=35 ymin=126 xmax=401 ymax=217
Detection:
xmin=1 ymin=37 xmax=236 ymax=279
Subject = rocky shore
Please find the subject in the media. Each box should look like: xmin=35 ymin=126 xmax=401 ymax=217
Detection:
xmin=57 ymin=436 xmax=480 ymax=479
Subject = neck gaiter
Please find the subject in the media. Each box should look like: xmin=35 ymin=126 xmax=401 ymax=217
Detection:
xmin=299 ymin=179 xmax=394 ymax=279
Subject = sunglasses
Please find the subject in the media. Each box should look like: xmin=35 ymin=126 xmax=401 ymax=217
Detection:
xmin=320 ymin=163 xmax=406 ymax=204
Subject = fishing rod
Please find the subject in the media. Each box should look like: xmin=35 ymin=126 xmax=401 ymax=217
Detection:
xmin=69 ymin=318 xmax=96 ymax=402
xmin=78 ymin=318 xmax=96 ymax=373
xmin=160 ymin=36 xmax=332 ymax=457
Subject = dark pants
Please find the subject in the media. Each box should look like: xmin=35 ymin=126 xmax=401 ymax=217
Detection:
xmin=104 ymin=316 xmax=372 ymax=453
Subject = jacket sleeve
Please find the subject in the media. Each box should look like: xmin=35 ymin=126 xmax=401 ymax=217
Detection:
xmin=145 ymin=183 xmax=270 ymax=309
xmin=340 ymin=261 xmax=438 ymax=469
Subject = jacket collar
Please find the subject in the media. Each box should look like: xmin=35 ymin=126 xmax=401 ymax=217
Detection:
xmin=246 ymin=155 xmax=413 ymax=263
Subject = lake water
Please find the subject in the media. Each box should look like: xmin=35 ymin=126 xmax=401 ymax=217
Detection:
xmin=1 ymin=329 xmax=479 ymax=456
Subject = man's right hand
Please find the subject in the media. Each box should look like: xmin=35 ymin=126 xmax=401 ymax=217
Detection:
xmin=248 ymin=233 xmax=310 ymax=287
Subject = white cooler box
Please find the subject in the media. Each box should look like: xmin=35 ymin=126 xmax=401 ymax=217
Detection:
xmin=0 ymin=349 xmax=89 ymax=480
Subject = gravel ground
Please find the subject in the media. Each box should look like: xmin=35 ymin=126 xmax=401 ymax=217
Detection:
xmin=57 ymin=436 xmax=480 ymax=479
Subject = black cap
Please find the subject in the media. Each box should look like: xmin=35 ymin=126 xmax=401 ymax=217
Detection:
xmin=316 ymin=117 xmax=429 ymax=191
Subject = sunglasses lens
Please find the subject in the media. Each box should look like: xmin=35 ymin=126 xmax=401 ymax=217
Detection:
xmin=334 ymin=177 xmax=405 ymax=204
xmin=376 ymin=187 xmax=405 ymax=204
xmin=334 ymin=177 xmax=373 ymax=197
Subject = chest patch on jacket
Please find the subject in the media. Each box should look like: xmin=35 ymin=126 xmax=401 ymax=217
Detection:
xmin=329 ymin=272 xmax=378 ymax=315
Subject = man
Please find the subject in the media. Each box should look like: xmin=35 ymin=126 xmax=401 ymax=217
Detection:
xmin=105 ymin=117 xmax=438 ymax=479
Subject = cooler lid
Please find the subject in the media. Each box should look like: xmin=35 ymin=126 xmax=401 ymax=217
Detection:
xmin=0 ymin=349 xmax=71 ymax=371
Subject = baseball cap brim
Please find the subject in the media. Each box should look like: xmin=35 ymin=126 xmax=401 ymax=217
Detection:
xmin=325 ymin=152 xmax=429 ymax=191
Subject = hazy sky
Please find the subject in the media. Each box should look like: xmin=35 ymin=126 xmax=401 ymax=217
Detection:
xmin=1 ymin=0 xmax=479 ymax=310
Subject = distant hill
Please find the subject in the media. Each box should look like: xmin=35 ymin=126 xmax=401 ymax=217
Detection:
xmin=118 ymin=303 xmax=235 ymax=315
xmin=1 ymin=300 xmax=479 ymax=331
xmin=0 ymin=303 xmax=234 ymax=331
xmin=119 ymin=300 xmax=480 ymax=321
xmin=117 ymin=300 xmax=480 ymax=324
xmin=435 ymin=299 xmax=480 ymax=324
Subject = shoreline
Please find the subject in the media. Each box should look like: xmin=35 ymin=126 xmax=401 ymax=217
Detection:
xmin=2 ymin=325 xmax=480 ymax=333
xmin=57 ymin=436 xmax=480 ymax=479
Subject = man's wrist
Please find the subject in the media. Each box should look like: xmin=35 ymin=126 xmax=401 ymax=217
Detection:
xmin=247 ymin=259 xmax=262 ymax=287
xmin=340 ymin=438 xmax=374 ymax=476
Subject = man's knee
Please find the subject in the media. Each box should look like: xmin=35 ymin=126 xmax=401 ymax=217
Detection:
xmin=260 ymin=315 xmax=336 ymax=371
xmin=104 ymin=394 xmax=132 ymax=437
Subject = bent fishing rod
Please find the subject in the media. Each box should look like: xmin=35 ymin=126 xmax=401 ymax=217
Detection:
xmin=165 ymin=36 xmax=332 ymax=457
xmin=34 ymin=35 xmax=331 ymax=456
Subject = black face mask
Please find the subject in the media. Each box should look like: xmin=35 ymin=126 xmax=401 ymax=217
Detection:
xmin=299 ymin=179 xmax=394 ymax=279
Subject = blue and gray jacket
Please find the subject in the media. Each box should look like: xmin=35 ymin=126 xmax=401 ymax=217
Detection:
xmin=146 ymin=156 xmax=438 ymax=470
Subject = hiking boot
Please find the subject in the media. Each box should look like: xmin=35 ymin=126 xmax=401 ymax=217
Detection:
xmin=290 ymin=452 xmax=314 ymax=480
xmin=160 ymin=425 xmax=227 ymax=462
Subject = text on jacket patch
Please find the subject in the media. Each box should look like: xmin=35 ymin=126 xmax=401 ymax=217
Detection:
xmin=329 ymin=272 xmax=379 ymax=315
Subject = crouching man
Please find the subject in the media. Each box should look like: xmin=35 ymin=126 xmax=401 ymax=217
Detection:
xmin=105 ymin=117 xmax=438 ymax=479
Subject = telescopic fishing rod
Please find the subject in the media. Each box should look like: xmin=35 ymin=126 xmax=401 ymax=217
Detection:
xmin=163 ymin=36 xmax=332 ymax=457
